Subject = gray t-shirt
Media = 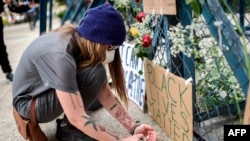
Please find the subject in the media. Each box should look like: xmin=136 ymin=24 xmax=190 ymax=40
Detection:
xmin=12 ymin=32 xmax=78 ymax=106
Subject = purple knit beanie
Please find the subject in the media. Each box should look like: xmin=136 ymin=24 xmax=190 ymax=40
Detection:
xmin=76 ymin=4 xmax=126 ymax=45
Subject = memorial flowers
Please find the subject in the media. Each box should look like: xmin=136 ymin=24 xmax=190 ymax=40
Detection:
xmin=168 ymin=22 xmax=245 ymax=110
xmin=129 ymin=11 xmax=153 ymax=61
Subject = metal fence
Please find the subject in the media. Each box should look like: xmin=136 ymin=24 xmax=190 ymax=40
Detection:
xmin=144 ymin=0 xmax=249 ymax=140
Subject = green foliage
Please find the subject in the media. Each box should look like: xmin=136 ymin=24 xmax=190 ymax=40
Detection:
xmin=185 ymin=0 xmax=203 ymax=18
xmin=112 ymin=0 xmax=132 ymax=21
xmin=133 ymin=43 xmax=149 ymax=60
xmin=186 ymin=0 xmax=250 ymax=16
xmin=57 ymin=10 xmax=66 ymax=19
xmin=195 ymin=45 xmax=244 ymax=110
xmin=168 ymin=23 xmax=245 ymax=111
xmin=56 ymin=0 xmax=65 ymax=5
xmin=2 ymin=18 xmax=8 ymax=26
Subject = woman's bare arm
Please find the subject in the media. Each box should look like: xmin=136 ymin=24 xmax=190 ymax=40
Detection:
xmin=56 ymin=89 xmax=121 ymax=141
xmin=98 ymin=84 xmax=136 ymax=134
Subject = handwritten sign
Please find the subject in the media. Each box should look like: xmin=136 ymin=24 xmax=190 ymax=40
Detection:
xmin=144 ymin=58 xmax=193 ymax=141
xmin=243 ymin=85 xmax=250 ymax=124
xmin=143 ymin=0 xmax=177 ymax=15
xmin=119 ymin=42 xmax=146 ymax=111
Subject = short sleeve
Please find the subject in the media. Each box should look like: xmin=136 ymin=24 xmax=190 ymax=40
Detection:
xmin=35 ymin=53 xmax=78 ymax=93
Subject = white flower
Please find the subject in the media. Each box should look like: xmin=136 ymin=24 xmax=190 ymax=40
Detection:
xmin=219 ymin=91 xmax=227 ymax=99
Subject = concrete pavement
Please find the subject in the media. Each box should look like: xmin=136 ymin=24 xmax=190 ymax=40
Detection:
xmin=0 ymin=17 xmax=169 ymax=141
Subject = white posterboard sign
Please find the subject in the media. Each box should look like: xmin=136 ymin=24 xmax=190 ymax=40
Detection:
xmin=119 ymin=42 xmax=146 ymax=111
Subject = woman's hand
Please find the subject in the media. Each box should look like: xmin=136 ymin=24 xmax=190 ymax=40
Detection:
xmin=133 ymin=124 xmax=157 ymax=141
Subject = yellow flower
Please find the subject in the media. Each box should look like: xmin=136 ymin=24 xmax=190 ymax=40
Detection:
xmin=130 ymin=27 xmax=139 ymax=37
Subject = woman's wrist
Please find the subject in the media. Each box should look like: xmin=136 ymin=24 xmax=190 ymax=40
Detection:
xmin=130 ymin=121 xmax=140 ymax=135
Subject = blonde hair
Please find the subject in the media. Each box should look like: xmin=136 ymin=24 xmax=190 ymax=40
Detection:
xmin=53 ymin=24 xmax=129 ymax=107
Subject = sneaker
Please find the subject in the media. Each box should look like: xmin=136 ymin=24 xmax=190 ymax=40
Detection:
xmin=55 ymin=116 xmax=97 ymax=141
xmin=6 ymin=72 xmax=14 ymax=82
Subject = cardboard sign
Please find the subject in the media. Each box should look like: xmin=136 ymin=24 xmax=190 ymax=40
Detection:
xmin=119 ymin=42 xmax=146 ymax=111
xmin=243 ymin=85 xmax=250 ymax=124
xmin=143 ymin=0 xmax=177 ymax=15
xmin=144 ymin=58 xmax=193 ymax=140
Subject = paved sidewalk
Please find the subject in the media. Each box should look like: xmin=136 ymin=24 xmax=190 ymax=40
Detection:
xmin=0 ymin=17 xmax=169 ymax=141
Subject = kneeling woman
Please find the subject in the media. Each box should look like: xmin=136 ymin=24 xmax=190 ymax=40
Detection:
xmin=12 ymin=3 xmax=157 ymax=141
